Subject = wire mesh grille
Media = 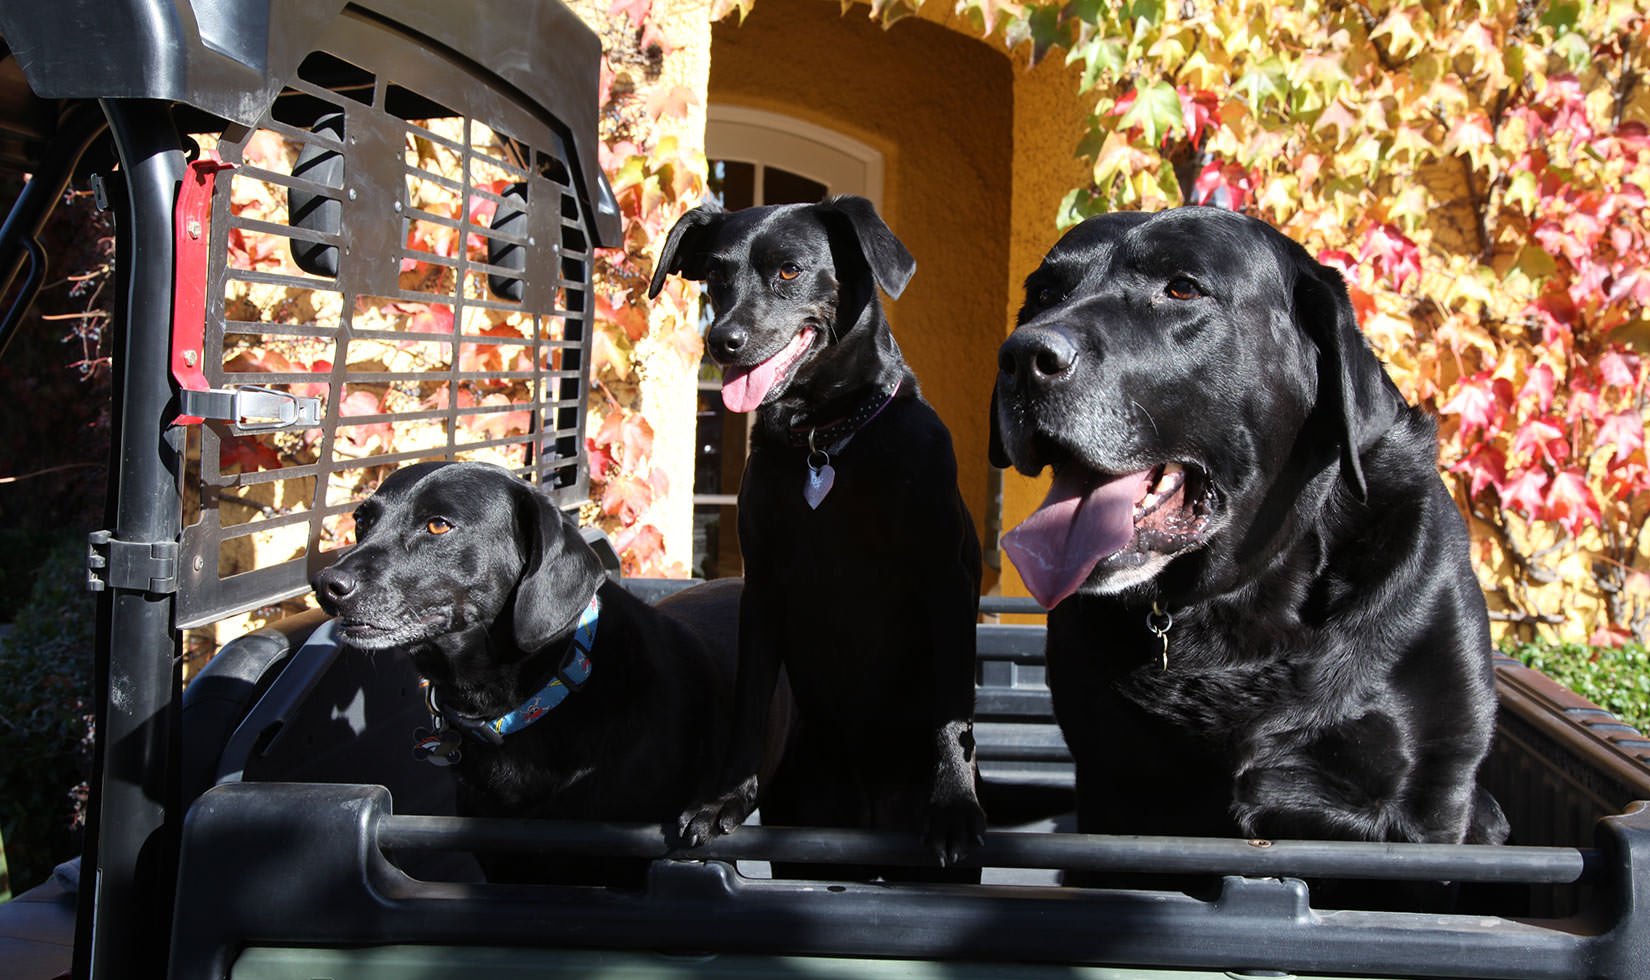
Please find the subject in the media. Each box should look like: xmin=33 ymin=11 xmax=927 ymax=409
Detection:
xmin=178 ymin=21 xmax=592 ymax=628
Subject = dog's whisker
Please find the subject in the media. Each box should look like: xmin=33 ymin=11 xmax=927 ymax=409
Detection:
xmin=1131 ymin=399 xmax=1160 ymax=438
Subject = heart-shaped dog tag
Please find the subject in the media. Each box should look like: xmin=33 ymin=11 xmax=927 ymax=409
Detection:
xmin=804 ymin=461 xmax=835 ymax=510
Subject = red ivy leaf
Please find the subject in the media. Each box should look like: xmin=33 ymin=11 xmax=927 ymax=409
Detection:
xmin=586 ymin=437 xmax=617 ymax=479
xmin=1519 ymin=363 xmax=1556 ymax=413
xmin=1588 ymin=625 xmax=1633 ymax=648
xmin=339 ymin=389 xmax=382 ymax=418
xmin=609 ymin=0 xmax=652 ymax=29
xmin=1603 ymin=453 xmax=1649 ymax=499
xmin=1438 ymin=373 xmax=1508 ymax=435
xmin=645 ymin=84 xmax=700 ymax=122
xmin=592 ymin=410 xmax=655 ymax=466
xmin=1450 ymin=442 xmax=1507 ymax=498
xmin=1598 ymin=349 xmax=1641 ymax=389
xmin=411 ymin=303 xmax=455 ymax=335
xmin=1179 ymin=88 xmax=1219 ymax=147
xmin=1499 ymin=467 xmax=1549 ymax=519
xmin=1511 ymin=415 xmax=1569 ymax=467
xmin=1359 ymin=224 xmax=1421 ymax=291
xmin=614 ymin=523 xmax=667 ymax=576
xmin=1597 ymin=410 xmax=1646 ymax=460
xmin=595 ymin=290 xmax=650 ymax=342
xmin=1192 ymin=160 xmax=1254 ymax=211
xmin=220 ymin=435 xmax=283 ymax=473
xmin=1545 ymin=469 xmax=1600 ymax=535
xmin=600 ymin=473 xmax=652 ymax=525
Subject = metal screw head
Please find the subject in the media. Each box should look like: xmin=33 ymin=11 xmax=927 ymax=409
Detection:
xmin=181 ymin=350 xmax=198 ymax=367
xmin=393 ymin=200 xmax=403 ymax=213
xmin=347 ymin=187 xmax=358 ymax=201
xmin=192 ymin=555 xmax=204 ymax=573
xmin=186 ymin=218 xmax=202 ymax=239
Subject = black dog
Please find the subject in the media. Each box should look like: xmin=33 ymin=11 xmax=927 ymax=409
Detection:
xmin=649 ymin=196 xmax=986 ymax=874
xmin=311 ymin=461 xmax=787 ymax=885
xmin=990 ymin=209 xmax=1507 ymax=887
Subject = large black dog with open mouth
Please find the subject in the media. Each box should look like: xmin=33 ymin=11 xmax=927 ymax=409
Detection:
xmin=312 ymin=461 xmax=788 ymax=886
xmin=991 ymin=208 xmax=1508 ymax=871
xmin=650 ymin=196 xmax=986 ymax=876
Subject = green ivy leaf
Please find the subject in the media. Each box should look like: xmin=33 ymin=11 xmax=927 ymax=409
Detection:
xmin=1235 ymin=58 xmax=1289 ymax=116
xmin=1554 ymin=32 xmax=1590 ymax=70
xmin=1119 ymin=79 xmax=1184 ymax=146
xmin=1539 ymin=0 xmax=1582 ymax=32
xmin=1026 ymin=3 xmax=1066 ymax=65
xmin=1126 ymin=0 xmax=1166 ymax=32
xmin=1068 ymin=35 xmax=1126 ymax=92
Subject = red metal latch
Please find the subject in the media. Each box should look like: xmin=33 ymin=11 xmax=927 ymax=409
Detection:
xmin=171 ymin=158 xmax=235 ymax=425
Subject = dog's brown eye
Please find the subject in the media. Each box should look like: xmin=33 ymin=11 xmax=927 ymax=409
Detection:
xmin=1166 ymin=277 xmax=1202 ymax=300
xmin=426 ymin=517 xmax=454 ymax=535
xmin=777 ymin=262 xmax=802 ymax=281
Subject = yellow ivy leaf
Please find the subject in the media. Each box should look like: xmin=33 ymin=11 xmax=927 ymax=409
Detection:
xmin=1144 ymin=26 xmax=1196 ymax=71
xmin=956 ymin=0 xmax=1027 ymax=36
xmin=1092 ymin=129 xmax=1150 ymax=187
xmin=1312 ymin=98 xmax=1358 ymax=148
xmin=1388 ymin=183 xmax=1433 ymax=234
xmin=1255 ymin=176 xmax=1298 ymax=222
xmin=1442 ymin=111 xmax=1498 ymax=176
xmin=1441 ymin=265 xmax=1498 ymax=313
xmin=1178 ymin=48 xmax=1229 ymax=91
xmin=609 ymin=155 xmax=647 ymax=195
xmin=1370 ymin=7 xmax=1426 ymax=61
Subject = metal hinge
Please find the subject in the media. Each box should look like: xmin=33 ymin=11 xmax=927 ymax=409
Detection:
xmin=87 ymin=531 xmax=179 ymax=594
xmin=179 ymin=385 xmax=322 ymax=433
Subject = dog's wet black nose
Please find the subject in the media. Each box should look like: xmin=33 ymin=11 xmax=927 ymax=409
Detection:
xmin=313 ymin=566 xmax=358 ymax=609
xmin=708 ymin=324 xmax=748 ymax=361
xmin=998 ymin=326 xmax=1079 ymax=388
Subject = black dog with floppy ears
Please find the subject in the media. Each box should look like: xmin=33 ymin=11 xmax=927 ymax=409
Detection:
xmin=312 ymin=461 xmax=788 ymax=886
xmin=650 ymin=196 xmax=986 ymax=874
xmin=990 ymin=209 xmax=1507 ymax=893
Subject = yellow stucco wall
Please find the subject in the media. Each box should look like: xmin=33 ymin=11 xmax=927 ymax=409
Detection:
xmin=708 ymin=0 xmax=1091 ymax=598
xmin=707 ymin=0 xmax=1012 ymax=560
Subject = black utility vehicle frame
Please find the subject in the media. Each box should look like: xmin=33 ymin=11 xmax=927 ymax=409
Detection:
xmin=0 ymin=2 xmax=1648 ymax=979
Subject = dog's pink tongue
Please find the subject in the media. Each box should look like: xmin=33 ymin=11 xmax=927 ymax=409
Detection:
xmin=721 ymin=329 xmax=813 ymax=413
xmin=1002 ymin=468 xmax=1150 ymax=610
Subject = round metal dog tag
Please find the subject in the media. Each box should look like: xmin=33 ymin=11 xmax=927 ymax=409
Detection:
xmin=412 ymin=727 xmax=463 ymax=766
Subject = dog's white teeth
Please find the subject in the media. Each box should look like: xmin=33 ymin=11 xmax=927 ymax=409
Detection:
xmin=1134 ymin=464 xmax=1190 ymax=517
xmin=1153 ymin=463 xmax=1186 ymax=498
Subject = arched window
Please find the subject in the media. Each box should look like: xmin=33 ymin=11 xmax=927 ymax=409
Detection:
xmin=692 ymin=107 xmax=885 ymax=577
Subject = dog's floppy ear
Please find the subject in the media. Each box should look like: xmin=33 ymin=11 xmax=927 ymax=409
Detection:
xmin=1291 ymin=252 xmax=1401 ymax=502
xmin=647 ymin=202 xmax=724 ymax=298
xmin=818 ymin=195 xmax=917 ymax=300
xmin=510 ymin=484 xmax=607 ymax=652
xmin=988 ymin=385 xmax=1011 ymax=469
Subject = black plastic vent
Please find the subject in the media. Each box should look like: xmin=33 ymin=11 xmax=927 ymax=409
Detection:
xmin=177 ymin=16 xmax=593 ymax=628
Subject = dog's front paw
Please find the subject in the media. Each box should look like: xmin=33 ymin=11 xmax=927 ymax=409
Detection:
xmin=677 ymin=775 xmax=759 ymax=848
xmin=924 ymin=793 xmax=987 ymax=867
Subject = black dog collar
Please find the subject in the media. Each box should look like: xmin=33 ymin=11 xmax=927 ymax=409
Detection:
xmin=786 ymin=380 xmax=901 ymax=450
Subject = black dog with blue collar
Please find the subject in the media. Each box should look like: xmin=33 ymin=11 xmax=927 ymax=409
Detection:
xmin=313 ymin=461 xmax=789 ymax=886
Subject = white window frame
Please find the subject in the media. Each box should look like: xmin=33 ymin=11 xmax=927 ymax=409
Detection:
xmin=706 ymin=104 xmax=884 ymax=210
